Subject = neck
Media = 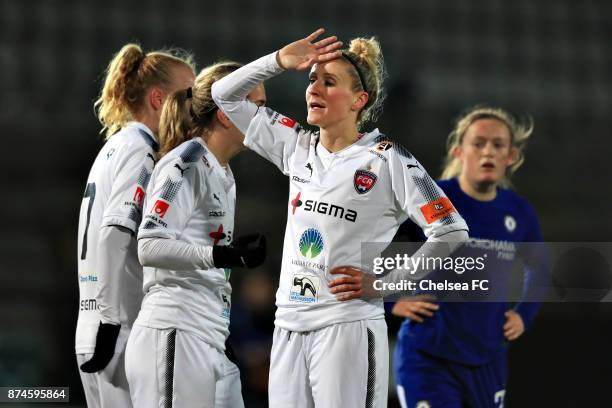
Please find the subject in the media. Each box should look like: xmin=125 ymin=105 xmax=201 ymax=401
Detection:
xmin=133 ymin=111 xmax=159 ymax=136
xmin=458 ymin=174 xmax=497 ymax=201
xmin=319 ymin=120 xmax=360 ymax=153
xmin=203 ymin=131 xmax=242 ymax=167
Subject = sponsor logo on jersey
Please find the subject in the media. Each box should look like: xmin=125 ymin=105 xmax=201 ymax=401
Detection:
xmin=354 ymin=170 xmax=378 ymax=194
xmin=79 ymin=274 xmax=98 ymax=283
xmin=368 ymin=149 xmax=388 ymax=162
xmin=106 ymin=148 xmax=115 ymax=159
xmin=133 ymin=186 xmax=145 ymax=206
xmin=208 ymin=210 xmax=226 ymax=217
xmin=151 ymin=200 xmax=170 ymax=218
xmin=218 ymin=289 xmax=231 ymax=319
xmin=504 ymin=215 xmax=516 ymax=232
xmin=406 ymin=163 xmax=421 ymax=171
xmin=80 ymin=298 xmax=97 ymax=311
xmin=375 ymin=141 xmax=393 ymax=151
xmin=290 ymin=192 xmax=357 ymax=222
xmin=201 ymin=156 xmax=211 ymax=169
xmin=305 ymin=162 xmax=313 ymax=176
xmin=292 ymin=176 xmax=310 ymax=184
xmin=289 ymin=273 xmax=320 ymax=303
xmin=209 ymin=224 xmax=227 ymax=245
xmin=280 ymin=116 xmax=297 ymax=128
xmin=174 ymin=163 xmax=188 ymax=177
xmin=299 ymin=228 xmax=324 ymax=259
xmin=213 ymin=193 xmax=222 ymax=205
xmin=420 ymin=197 xmax=456 ymax=224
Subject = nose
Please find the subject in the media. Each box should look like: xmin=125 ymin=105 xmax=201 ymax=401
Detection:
xmin=483 ymin=142 xmax=495 ymax=157
xmin=307 ymin=80 xmax=321 ymax=96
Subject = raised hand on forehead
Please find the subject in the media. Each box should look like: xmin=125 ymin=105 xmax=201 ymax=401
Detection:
xmin=277 ymin=28 xmax=343 ymax=71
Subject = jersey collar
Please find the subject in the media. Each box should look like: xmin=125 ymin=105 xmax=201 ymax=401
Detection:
xmin=316 ymin=128 xmax=381 ymax=159
xmin=193 ymin=137 xmax=236 ymax=190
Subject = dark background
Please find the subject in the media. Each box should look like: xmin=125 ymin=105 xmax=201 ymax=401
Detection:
xmin=1 ymin=0 xmax=611 ymax=406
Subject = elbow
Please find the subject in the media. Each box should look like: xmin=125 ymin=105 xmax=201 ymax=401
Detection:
xmin=137 ymin=239 xmax=153 ymax=267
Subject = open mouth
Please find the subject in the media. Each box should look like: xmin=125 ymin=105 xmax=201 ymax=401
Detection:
xmin=481 ymin=162 xmax=495 ymax=169
xmin=308 ymin=102 xmax=326 ymax=110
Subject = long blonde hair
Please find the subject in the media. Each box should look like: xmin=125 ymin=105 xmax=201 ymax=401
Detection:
xmin=158 ymin=62 xmax=242 ymax=157
xmin=341 ymin=37 xmax=387 ymax=127
xmin=94 ymin=43 xmax=195 ymax=139
xmin=441 ymin=106 xmax=533 ymax=188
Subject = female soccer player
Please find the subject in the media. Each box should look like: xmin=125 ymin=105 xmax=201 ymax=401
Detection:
xmin=76 ymin=43 xmax=195 ymax=408
xmin=392 ymin=106 xmax=545 ymax=408
xmin=212 ymin=29 xmax=469 ymax=407
xmin=124 ymin=62 xmax=267 ymax=408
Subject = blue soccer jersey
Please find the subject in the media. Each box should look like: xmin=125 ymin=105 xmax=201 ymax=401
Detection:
xmin=395 ymin=177 xmax=545 ymax=366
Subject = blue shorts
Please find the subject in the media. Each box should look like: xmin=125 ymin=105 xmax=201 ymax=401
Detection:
xmin=394 ymin=341 xmax=507 ymax=408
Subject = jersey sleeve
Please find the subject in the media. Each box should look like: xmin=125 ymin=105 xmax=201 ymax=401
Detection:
xmin=242 ymin=107 xmax=302 ymax=175
xmin=387 ymin=146 xmax=469 ymax=239
xmin=101 ymin=141 xmax=156 ymax=233
xmin=138 ymin=153 xmax=201 ymax=241
xmin=211 ymin=52 xmax=299 ymax=175
xmin=514 ymin=201 xmax=547 ymax=328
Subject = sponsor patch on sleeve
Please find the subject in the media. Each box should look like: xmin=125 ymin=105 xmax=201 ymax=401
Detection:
xmin=279 ymin=116 xmax=296 ymax=128
xmin=420 ymin=197 xmax=456 ymax=224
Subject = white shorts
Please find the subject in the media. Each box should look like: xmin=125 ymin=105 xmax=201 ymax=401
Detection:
xmin=269 ymin=319 xmax=389 ymax=408
xmin=76 ymin=352 xmax=132 ymax=408
xmin=125 ymin=325 xmax=244 ymax=408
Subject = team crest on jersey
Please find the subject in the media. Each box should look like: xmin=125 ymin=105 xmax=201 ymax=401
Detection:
xmin=504 ymin=215 xmax=517 ymax=232
xmin=151 ymin=200 xmax=170 ymax=218
xmin=354 ymin=170 xmax=378 ymax=194
xmin=289 ymin=273 xmax=320 ymax=303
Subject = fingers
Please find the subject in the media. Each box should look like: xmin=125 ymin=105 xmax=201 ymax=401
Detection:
xmin=316 ymin=50 xmax=343 ymax=64
xmin=306 ymin=28 xmax=326 ymax=41
xmin=336 ymin=289 xmax=363 ymax=301
xmin=314 ymin=36 xmax=338 ymax=48
xmin=330 ymin=266 xmax=360 ymax=276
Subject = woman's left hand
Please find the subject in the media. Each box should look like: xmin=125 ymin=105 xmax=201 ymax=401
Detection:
xmin=277 ymin=28 xmax=343 ymax=71
xmin=328 ymin=266 xmax=379 ymax=301
xmin=503 ymin=310 xmax=525 ymax=341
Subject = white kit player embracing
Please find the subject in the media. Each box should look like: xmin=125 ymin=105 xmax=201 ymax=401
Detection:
xmin=76 ymin=43 xmax=195 ymax=408
xmin=212 ymin=29 xmax=469 ymax=407
xmin=124 ymin=62 xmax=267 ymax=408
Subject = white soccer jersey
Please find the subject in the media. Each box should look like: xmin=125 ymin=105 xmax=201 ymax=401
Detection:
xmin=136 ymin=137 xmax=235 ymax=352
xmin=212 ymin=53 xmax=469 ymax=332
xmin=76 ymin=122 xmax=157 ymax=354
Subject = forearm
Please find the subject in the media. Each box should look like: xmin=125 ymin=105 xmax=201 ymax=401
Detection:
xmin=138 ymin=237 xmax=215 ymax=271
xmin=211 ymin=52 xmax=284 ymax=133
xmin=96 ymin=225 xmax=134 ymax=325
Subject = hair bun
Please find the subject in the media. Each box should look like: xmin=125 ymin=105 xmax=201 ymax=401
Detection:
xmin=349 ymin=37 xmax=381 ymax=62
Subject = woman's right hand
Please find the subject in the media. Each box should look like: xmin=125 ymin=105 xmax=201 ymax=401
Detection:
xmin=391 ymin=298 xmax=439 ymax=323
xmin=277 ymin=28 xmax=343 ymax=71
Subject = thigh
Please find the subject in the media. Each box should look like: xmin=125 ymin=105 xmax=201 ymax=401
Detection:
xmin=268 ymin=326 xmax=313 ymax=408
xmin=126 ymin=326 xmax=219 ymax=408
xmin=309 ymin=319 xmax=388 ymax=408
xmin=214 ymin=354 xmax=244 ymax=408
xmin=394 ymin=345 xmax=463 ymax=408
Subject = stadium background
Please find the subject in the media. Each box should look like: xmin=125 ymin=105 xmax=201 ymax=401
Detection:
xmin=1 ymin=0 xmax=611 ymax=406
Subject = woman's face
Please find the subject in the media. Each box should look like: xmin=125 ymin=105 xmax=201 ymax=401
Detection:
xmin=305 ymin=60 xmax=363 ymax=129
xmin=454 ymin=118 xmax=517 ymax=186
